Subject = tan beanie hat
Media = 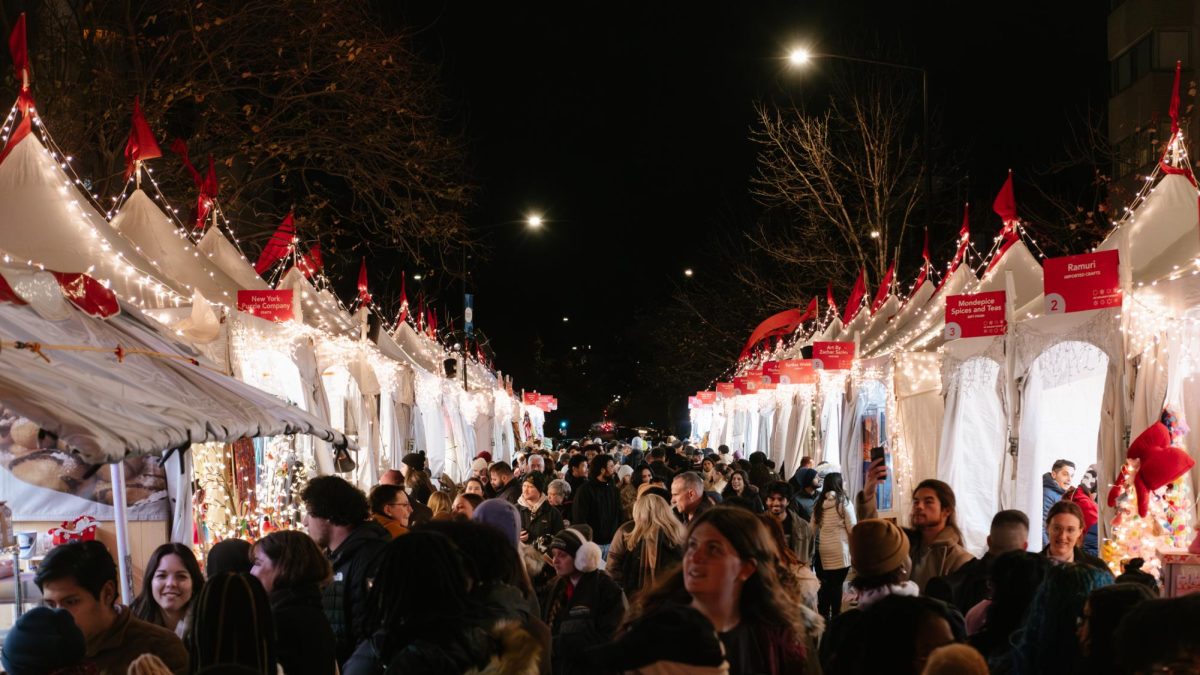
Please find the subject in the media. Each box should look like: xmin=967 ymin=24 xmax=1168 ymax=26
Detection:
xmin=850 ymin=519 xmax=910 ymax=577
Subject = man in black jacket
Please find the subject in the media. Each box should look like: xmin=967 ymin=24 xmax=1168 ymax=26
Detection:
xmin=301 ymin=476 xmax=390 ymax=666
xmin=565 ymin=454 xmax=589 ymax=495
xmin=489 ymin=461 xmax=523 ymax=504
xmin=572 ymin=454 xmax=622 ymax=549
xmin=925 ymin=509 xmax=1029 ymax=616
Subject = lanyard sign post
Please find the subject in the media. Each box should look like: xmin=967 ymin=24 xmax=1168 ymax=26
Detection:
xmin=812 ymin=342 xmax=854 ymax=370
xmin=945 ymin=291 xmax=1007 ymax=340
xmin=1043 ymin=250 xmax=1121 ymax=314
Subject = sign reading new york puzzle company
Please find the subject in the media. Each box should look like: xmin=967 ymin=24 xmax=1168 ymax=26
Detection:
xmin=944 ymin=290 xmax=1006 ymax=340
xmin=237 ymin=289 xmax=294 ymax=322
xmin=1043 ymin=249 xmax=1121 ymax=314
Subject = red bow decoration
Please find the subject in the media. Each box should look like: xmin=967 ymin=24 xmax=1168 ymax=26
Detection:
xmin=1109 ymin=419 xmax=1196 ymax=517
xmin=123 ymin=97 xmax=162 ymax=181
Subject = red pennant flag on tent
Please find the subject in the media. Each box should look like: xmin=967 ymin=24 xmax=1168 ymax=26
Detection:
xmin=1169 ymin=60 xmax=1182 ymax=137
xmin=738 ymin=307 xmax=809 ymax=359
xmin=123 ymin=98 xmax=162 ymax=181
xmin=357 ymin=258 xmax=372 ymax=305
xmin=254 ymin=212 xmax=295 ymax=274
xmin=842 ymin=270 xmax=867 ymax=325
xmin=297 ymin=242 xmax=322 ymax=279
xmin=170 ymin=138 xmax=203 ymax=188
xmin=909 ymin=230 xmax=930 ymax=299
xmin=993 ymin=171 xmax=1018 ymax=225
xmin=202 ymin=155 xmax=218 ymax=199
xmin=826 ymin=282 xmax=839 ymax=317
xmin=939 ymin=204 xmax=972 ymax=292
xmin=871 ymin=262 xmax=895 ymax=314
xmin=800 ymin=296 xmax=818 ymax=323
xmin=396 ymin=275 xmax=410 ymax=325
xmin=428 ymin=308 xmax=438 ymax=337
xmin=10 ymin=14 xmax=27 ymax=87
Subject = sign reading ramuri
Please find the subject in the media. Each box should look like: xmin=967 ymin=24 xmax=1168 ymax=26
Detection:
xmin=944 ymin=291 xmax=1006 ymax=339
xmin=1043 ymin=250 xmax=1121 ymax=314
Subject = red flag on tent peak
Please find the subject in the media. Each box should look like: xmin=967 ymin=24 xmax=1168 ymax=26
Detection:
xmin=202 ymin=155 xmax=218 ymax=200
xmin=297 ymin=242 xmax=322 ymax=279
xmin=826 ymin=282 xmax=839 ymax=316
xmin=800 ymin=296 xmax=818 ymax=323
xmin=871 ymin=262 xmax=895 ymax=314
xmin=123 ymin=98 xmax=162 ymax=181
xmin=842 ymin=270 xmax=867 ymax=325
xmin=396 ymin=275 xmax=410 ymax=325
xmin=993 ymin=171 xmax=1018 ymax=224
xmin=170 ymin=138 xmax=203 ymax=188
xmin=1169 ymin=60 xmax=1182 ymax=136
xmin=357 ymin=258 xmax=372 ymax=305
xmin=10 ymin=14 xmax=28 ymax=87
xmin=254 ymin=212 xmax=296 ymax=275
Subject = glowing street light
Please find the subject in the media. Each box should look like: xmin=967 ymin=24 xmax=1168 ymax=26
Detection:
xmin=413 ymin=274 xmax=423 ymax=281
xmin=527 ymin=214 xmax=544 ymax=229
xmin=562 ymin=316 xmax=569 ymax=322
xmin=788 ymin=48 xmax=811 ymax=67
xmin=684 ymin=268 xmax=694 ymax=277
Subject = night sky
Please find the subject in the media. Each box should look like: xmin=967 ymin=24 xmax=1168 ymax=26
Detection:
xmin=400 ymin=1 xmax=1109 ymax=433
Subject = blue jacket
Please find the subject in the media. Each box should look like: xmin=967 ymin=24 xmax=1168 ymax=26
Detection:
xmin=1042 ymin=472 xmax=1066 ymax=545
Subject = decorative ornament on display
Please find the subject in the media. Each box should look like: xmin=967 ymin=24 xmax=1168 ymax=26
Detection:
xmin=1109 ymin=411 xmax=1195 ymax=518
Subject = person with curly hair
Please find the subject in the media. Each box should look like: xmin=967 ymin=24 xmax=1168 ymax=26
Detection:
xmin=301 ymin=475 xmax=390 ymax=665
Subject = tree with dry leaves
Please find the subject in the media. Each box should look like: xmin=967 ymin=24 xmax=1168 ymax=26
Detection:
xmin=3 ymin=1 xmax=475 ymax=285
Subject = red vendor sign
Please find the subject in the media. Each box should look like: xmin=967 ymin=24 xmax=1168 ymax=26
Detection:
xmin=944 ymin=291 xmax=1007 ymax=339
xmin=237 ymin=289 xmax=294 ymax=322
xmin=688 ymin=396 xmax=702 ymax=409
xmin=522 ymin=392 xmax=540 ymax=405
xmin=1043 ymin=250 xmax=1121 ymax=314
xmin=732 ymin=376 xmax=760 ymax=395
xmin=813 ymin=342 xmax=855 ymax=370
xmin=715 ymin=383 xmax=736 ymax=399
xmin=764 ymin=359 xmax=816 ymax=384
xmin=696 ymin=391 xmax=717 ymax=405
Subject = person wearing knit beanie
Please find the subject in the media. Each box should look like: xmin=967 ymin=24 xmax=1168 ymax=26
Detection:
xmin=0 ymin=606 xmax=88 ymax=675
xmin=549 ymin=528 xmax=603 ymax=574
xmin=851 ymin=519 xmax=911 ymax=579
xmin=543 ymin=529 xmax=626 ymax=675
xmin=400 ymin=452 xmax=426 ymax=472
xmin=472 ymin=498 xmax=522 ymax=549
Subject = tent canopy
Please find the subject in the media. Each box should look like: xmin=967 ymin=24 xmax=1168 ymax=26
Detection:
xmin=0 ymin=266 xmax=352 ymax=465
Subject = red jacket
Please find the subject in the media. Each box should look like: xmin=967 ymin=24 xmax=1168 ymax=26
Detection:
xmin=1069 ymin=488 xmax=1099 ymax=530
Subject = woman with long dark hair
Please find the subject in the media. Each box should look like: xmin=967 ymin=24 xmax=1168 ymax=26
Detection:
xmin=131 ymin=543 xmax=204 ymax=637
xmin=720 ymin=470 xmax=764 ymax=513
xmin=626 ymin=506 xmax=808 ymax=674
xmin=189 ymin=573 xmax=277 ymax=675
xmin=812 ymin=472 xmax=855 ymax=620
xmin=251 ymin=531 xmax=337 ymax=675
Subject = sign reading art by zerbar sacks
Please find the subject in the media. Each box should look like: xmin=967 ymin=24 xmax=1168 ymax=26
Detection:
xmin=812 ymin=342 xmax=854 ymax=370
xmin=1043 ymin=249 xmax=1121 ymax=314
xmin=237 ymin=289 xmax=294 ymax=322
xmin=944 ymin=291 xmax=1007 ymax=340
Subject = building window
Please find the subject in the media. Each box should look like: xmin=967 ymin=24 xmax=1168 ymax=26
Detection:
xmin=1113 ymin=118 xmax=1175 ymax=180
xmin=1156 ymin=30 xmax=1190 ymax=69
xmin=1111 ymin=30 xmax=1190 ymax=94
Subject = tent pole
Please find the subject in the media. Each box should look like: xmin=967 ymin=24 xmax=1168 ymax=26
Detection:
xmin=110 ymin=462 xmax=133 ymax=605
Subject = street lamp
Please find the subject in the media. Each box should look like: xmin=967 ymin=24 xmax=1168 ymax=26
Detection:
xmin=526 ymin=214 xmax=544 ymax=229
xmin=683 ymin=268 xmax=694 ymax=277
xmin=786 ymin=47 xmax=932 ymax=239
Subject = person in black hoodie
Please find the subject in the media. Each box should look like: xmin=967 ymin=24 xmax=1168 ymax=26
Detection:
xmin=300 ymin=475 xmax=390 ymax=666
xmin=565 ymin=454 xmax=589 ymax=495
xmin=251 ymin=531 xmax=337 ymax=675
xmin=572 ymin=454 xmax=623 ymax=548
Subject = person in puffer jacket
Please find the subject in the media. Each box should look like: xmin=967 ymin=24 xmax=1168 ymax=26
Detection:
xmin=1041 ymin=460 xmax=1075 ymax=546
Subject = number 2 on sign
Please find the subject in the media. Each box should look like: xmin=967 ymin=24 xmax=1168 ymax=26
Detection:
xmin=1050 ymin=299 xmax=1059 ymax=311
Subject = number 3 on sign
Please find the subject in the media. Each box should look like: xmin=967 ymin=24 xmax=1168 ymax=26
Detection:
xmin=944 ymin=322 xmax=960 ymax=340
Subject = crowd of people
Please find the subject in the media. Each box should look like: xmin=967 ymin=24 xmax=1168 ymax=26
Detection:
xmin=3 ymin=441 xmax=1200 ymax=675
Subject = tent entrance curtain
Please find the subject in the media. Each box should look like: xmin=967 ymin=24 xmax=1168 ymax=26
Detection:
xmin=939 ymin=337 xmax=1008 ymax=556
xmin=841 ymin=379 xmax=888 ymax=503
xmin=1015 ymin=340 xmax=1109 ymax=547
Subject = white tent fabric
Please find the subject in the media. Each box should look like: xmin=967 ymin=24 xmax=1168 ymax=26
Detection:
xmin=938 ymin=336 xmax=1007 ymax=555
xmin=864 ymin=280 xmax=935 ymax=356
xmin=840 ymin=374 xmax=887 ymax=499
xmin=0 ymin=136 xmax=188 ymax=308
xmin=892 ymin=351 xmax=943 ymax=526
xmin=0 ymin=269 xmax=352 ymax=465
xmin=860 ymin=295 xmax=902 ymax=348
xmin=196 ymin=227 xmax=269 ymax=291
xmin=109 ymin=189 xmax=246 ymax=308
xmin=1099 ymin=173 xmax=1200 ymax=284
xmin=278 ymin=268 xmax=357 ymax=337
xmin=818 ymin=373 xmax=847 ymax=466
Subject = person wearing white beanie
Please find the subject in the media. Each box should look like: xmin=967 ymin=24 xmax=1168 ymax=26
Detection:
xmin=543 ymin=528 xmax=626 ymax=675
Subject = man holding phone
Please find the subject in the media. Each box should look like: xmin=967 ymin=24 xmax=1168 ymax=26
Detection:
xmin=857 ymin=460 xmax=973 ymax=591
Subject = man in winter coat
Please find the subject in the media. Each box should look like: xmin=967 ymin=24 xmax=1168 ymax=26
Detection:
xmin=565 ymin=454 xmax=590 ymax=495
xmin=490 ymin=461 xmax=524 ymax=505
xmin=543 ymin=529 xmax=626 ymax=675
xmin=1041 ymin=459 xmax=1075 ymax=545
xmin=572 ymin=455 xmax=622 ymax=547
xmin=790 ymin=467 xmax=821 ymax=521
xmin=765 ymin=481 xmax=814 ymax=565
xmin=925 ymin=509 xmax=1028 ymax=617
xmin=858 ymin=464 xmax=973 ymax=592
xmin=301 ymin=475 xmax=391 ymax=666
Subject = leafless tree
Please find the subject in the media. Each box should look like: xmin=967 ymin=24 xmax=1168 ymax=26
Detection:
xmin=748 ymin=74 xmax=924 ymax=298
xmin=4 ymin=1 xmax=475 ymax=277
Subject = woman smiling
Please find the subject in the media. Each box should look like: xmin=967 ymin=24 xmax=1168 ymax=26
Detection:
xmin=131 ymin=543 xmax=204 ymax=638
